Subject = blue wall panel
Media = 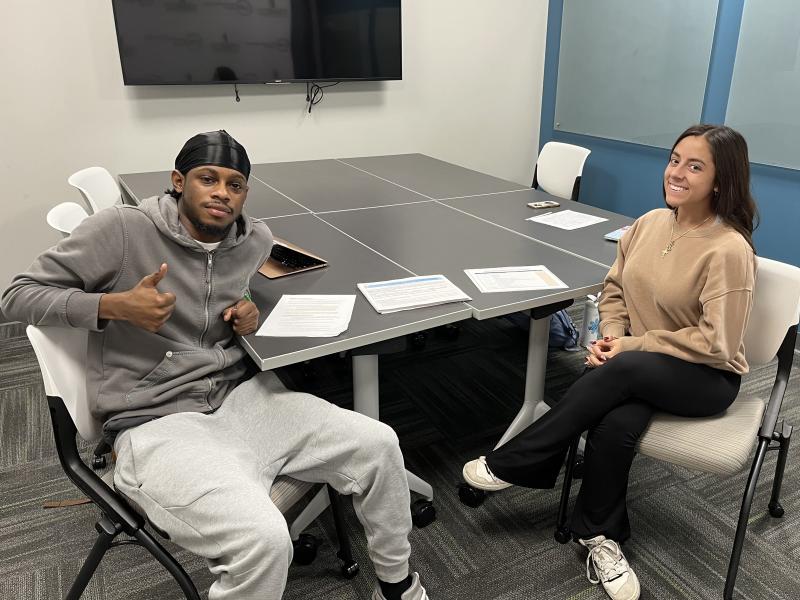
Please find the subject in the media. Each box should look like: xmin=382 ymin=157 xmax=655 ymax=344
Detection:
xmin=541 ymin=0 xmax=800 ymax=265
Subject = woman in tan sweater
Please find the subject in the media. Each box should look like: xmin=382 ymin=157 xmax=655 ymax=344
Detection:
xmin=463 ymin=124 xmax=758 ymax=600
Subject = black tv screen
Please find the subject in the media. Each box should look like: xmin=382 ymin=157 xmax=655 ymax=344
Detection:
xmin=111 ymin=0 xmax=402 ymax=85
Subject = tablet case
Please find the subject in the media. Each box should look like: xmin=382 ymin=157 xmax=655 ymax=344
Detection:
xmin=258 ymin=238 xmax=328 ymax=279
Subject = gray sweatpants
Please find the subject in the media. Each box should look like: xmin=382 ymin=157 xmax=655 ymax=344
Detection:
xmin=114 ymin=371 xmax=412 ymax=600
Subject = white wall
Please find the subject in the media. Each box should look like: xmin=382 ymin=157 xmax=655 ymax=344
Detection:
xmin=0 ymin=0 xmax=548 ymax=291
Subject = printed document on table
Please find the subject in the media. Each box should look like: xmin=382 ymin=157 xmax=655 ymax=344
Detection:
xmin=256 ymin=295 xmax=356 ymax=337
xmin=358 ymin=275 xmax=471 ymax=314
xmin=526 ymin=209 xmax=608 ymax=230
xmin=464 ymin=266 xmax=568 ymax=293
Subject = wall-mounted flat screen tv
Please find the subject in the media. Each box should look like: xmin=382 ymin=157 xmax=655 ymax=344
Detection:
xmin=111 ymin=0 xmax=402 ymax=85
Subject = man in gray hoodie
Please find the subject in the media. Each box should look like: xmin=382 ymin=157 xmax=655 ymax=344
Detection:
xmin=2 ymin=131 xmax=429 ymax=600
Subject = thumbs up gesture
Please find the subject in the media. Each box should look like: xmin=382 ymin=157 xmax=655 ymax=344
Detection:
xmin=99 ymin=263 xmax=176 ymax=332
xmin=128 ymin=263 xmax=177 ymax=332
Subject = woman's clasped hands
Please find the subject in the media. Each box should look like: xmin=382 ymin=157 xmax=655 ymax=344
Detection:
xmin=584 ymin=336 xmax=622 ymax=368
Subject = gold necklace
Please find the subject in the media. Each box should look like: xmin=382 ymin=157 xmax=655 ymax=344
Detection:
xmin=661 ymin=214 xmax=713 ymax=257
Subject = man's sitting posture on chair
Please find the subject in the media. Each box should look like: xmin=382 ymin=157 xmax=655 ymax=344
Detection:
xmin=2 ymin=131 xmax=429 ymax=600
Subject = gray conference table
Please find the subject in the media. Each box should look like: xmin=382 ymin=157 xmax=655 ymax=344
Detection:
xmin=119 ymin=153 xmax=633 ymax=533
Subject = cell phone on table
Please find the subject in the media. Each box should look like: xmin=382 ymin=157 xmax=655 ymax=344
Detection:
xmin=528 ymin=200 xmax=560 ymax=209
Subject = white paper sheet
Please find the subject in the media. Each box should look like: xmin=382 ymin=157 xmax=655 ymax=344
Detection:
xmin=256 ymin=295 xmax=356 ymax=337
xmin=464 ymin=266 xmax=568 ymax=293
xmin=357 ymin=275 xmax=471 ymax=314
xmin=526 ymin=209 xmax=608 ymax=230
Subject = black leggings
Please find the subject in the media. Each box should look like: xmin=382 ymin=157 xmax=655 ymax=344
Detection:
xmin=485 ymin=351 xmax=740 ymax=542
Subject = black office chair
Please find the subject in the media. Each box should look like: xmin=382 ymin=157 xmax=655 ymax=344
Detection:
xmin=27 ymin=324 xmax=358 ymax=600
xmin=554 ymin=256 xmax=800 ymax=600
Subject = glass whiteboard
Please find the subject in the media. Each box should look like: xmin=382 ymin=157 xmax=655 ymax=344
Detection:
xmin=554 ymin=0 xmax=718 ymax=148
xmin=726 ymin=0 xmax=800 ymax=169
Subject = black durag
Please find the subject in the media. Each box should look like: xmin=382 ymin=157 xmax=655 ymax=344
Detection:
xmin=174 ymin=130 xmax=250 ymax=179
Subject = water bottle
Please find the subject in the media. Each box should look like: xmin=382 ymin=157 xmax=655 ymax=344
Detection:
xmin=578 ymin=293 xmax=601 ymax=348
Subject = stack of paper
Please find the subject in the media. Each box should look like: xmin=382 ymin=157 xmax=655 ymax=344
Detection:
xmin=256 ymin=295 xmax=356 ymax=337
xmin=527 ymin=209 xmax=608 ymax=230
xmin=464 ymin=266 xmax=568 ymax=293
xmin=358 ymin=275 xmax=471 ymax=314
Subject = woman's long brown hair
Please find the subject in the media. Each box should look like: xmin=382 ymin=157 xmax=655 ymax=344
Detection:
xmin=666 ymin=124 xmax=760 ymax=251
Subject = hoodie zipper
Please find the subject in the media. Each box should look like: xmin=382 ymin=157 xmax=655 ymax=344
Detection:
xmin=199 ymin=251 xmax=214 ymax=347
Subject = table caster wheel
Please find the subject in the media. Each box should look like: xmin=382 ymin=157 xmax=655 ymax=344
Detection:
xmin=411 ymin=499 xmax=436 ymax=527
xmin=554 ymin=528 xmax=571 ymax=544
xmin=769 ymin=501 xmax=785 ymax=518
xmin=92 ymin=455 xmax=107 ymax=470
xmin=292 ymin=533 xmax=319 ymax=565
xmin=457 ymin=483 xmax=486 ymax=508
xmin=341 ymin=560 xmax=360 ymax=579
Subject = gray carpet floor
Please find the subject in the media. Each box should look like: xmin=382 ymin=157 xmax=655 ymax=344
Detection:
xmin=1 ymin=307 xmax=799 ymax=600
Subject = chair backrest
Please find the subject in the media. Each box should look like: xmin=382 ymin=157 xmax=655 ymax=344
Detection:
xmin=46 ymin=202 xmax=89 ymax=237
xmin=67 ymin=166 xmax=122 ymax=214
xmin=534 ymin=141 xmax=591 ymax=201
xmin=743 ymin=256 xmax=800 ymax=366
xmin=26 ymin=325 xmax=101 ymax=442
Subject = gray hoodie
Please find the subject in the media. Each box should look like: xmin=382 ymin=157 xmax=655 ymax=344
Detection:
xmin=2 ymin=195 xmax=273 ymax=439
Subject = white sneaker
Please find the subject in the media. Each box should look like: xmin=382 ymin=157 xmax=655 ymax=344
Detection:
xmin=462 ymin=456 xmax=512 ymax=491
xmin=372 ymin=572 xmax=429 ymax=600
xmin=579 ymin=535 xmax=640 ymax=600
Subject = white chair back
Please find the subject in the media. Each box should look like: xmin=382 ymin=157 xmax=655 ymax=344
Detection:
xmin=535 ymin=141 xmax=591 ymax=200
xmin=26 ymin=325 xmax=101 ymax=442
xmin=46 ymin=202 xmax=89 ymax=237
xmin=743 ymin=256 xmax=800 ymax=366
xmin=67 ymin=167 xmax=122 ymax=214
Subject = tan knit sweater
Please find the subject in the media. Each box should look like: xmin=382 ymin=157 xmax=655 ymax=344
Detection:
xmin=599 ymin=208 xmax=755 ymax=374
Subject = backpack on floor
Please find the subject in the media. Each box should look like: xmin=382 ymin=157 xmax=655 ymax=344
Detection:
xmin=549 ymin=309 xmax=580 ymax=351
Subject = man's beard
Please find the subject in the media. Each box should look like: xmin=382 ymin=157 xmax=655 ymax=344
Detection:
xmin=187 ymin=211 xmax=233 ymax=240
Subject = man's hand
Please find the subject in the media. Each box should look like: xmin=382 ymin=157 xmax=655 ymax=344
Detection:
xmin=584 ymin=336 xmax=622 ymax=368
xmin=99 ymin=263 xmax=176 ymax=332
xmin=223 ymin=299 xmax=259 ymax=335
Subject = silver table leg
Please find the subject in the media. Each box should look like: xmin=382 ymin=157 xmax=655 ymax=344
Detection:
xmin=353 ymin=354 xmax=433 ymax=500
xmin=290 ymin=352 xmax=434 ymax=538
xmin=494 ymin=314 xmax=551 ymax=449
xmin=353 ymin=354 xmax=380 ymax=419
